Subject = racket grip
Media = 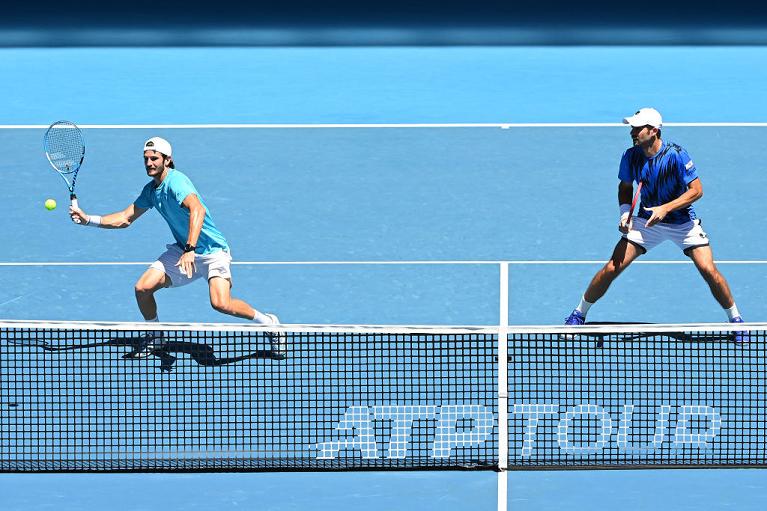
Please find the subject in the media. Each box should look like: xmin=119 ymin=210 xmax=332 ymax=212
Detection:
xmin=70 ymin=194 xmax=81 ymax=224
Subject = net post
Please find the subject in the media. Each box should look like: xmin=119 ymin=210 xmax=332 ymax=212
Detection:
xmin=497 ymin=262 xmax=509 ymax=510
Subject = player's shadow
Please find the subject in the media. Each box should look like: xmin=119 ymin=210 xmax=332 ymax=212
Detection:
xmin=38 ymin=335 xmax=279 ymax=372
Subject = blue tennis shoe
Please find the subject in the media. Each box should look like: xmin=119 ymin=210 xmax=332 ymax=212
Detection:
xmin=564 ymin=310 xmax=585 ymax=326
xmin=730 ymin=316 xmax=749 ymax=345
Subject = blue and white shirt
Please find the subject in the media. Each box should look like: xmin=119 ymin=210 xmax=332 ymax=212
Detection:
xmin=618 ymin=141 xmax=699 ymax=225
xmin=134 ymin=169 xmax=229 ymax=255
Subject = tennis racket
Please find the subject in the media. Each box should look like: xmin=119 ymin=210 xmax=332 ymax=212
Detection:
xmin=43 ymin=120 xmax=85 ymax=222
xmin=628 ymin=181 xmax=643 ymax=219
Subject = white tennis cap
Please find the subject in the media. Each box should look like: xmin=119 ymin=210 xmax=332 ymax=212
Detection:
xmin=143 ymin=137 xmax=172 ymax=156
xmin=623 ymin=108 xmax=662 ymax=128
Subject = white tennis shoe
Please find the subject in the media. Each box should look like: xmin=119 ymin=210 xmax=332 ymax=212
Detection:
xmin=266 ymin=313 xmax=288 ymax=360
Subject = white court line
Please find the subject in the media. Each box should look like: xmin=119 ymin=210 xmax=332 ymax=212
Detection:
xmin=1 ymin=260 xmax=767 ymax=266
xmin=2 ymin=122 xmax=767 ymax=129
xmin=0 ymin=296 xmax=26 ymax=307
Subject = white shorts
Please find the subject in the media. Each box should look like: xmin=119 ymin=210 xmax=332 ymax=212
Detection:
xmin=623 ymin=217 xmax=710 ymax=254
xmin=149 ymin=244 xmax=233 ymax=288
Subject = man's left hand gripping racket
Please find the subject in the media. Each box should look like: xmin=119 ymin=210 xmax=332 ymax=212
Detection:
xmin=44 ymin=120 xmax=85 ymax=222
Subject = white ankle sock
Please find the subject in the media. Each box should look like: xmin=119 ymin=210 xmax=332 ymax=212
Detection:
xmin=251 ymin=310 xmax=273 ymax=324
xmin=725 ymin=304 xmax=740 ymax=321
xmin=576 ymin=296 xmax=593 ymax=316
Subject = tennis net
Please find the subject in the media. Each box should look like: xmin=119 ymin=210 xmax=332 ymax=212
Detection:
xmin=0 ymin=320 xmax=764 ymax=472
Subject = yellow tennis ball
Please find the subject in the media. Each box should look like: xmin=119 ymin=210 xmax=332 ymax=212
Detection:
xmin=44 ymin=199 xmax=57 ymax=211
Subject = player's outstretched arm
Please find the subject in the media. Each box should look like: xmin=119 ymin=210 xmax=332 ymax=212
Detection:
xmin=69 ymin=203 xmax=148 ymax=229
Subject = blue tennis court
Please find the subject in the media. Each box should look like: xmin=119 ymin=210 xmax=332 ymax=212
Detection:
xmin=1 ymin=46 xmax=767 ymax=510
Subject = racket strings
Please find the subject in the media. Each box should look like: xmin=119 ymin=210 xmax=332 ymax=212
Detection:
xmin=44 ymin=123 xmax=84 ymax=175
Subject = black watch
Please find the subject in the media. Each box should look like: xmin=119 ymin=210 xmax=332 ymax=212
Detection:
xmin=183 ymin=244 xmax=197 ymax=253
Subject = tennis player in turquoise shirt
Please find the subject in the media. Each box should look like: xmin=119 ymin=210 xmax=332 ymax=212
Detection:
xmin=564 ymin=108 xmax=747 ymax=343
xmin=69 ymin=136 xmax=287 ymax=358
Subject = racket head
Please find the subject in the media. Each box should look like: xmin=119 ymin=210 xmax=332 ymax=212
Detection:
xmin=44 ymin=121 xmax=85 ymax=175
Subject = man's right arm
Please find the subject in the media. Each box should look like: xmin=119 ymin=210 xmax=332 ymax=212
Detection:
xmin=618 ymin=180 xmax=634 ymax=205
xmin=70 ymin=203 xmax=148 ymax=228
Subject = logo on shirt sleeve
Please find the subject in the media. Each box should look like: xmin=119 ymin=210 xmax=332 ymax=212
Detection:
xmin=685 ymin=160 xmax=695 ymax=170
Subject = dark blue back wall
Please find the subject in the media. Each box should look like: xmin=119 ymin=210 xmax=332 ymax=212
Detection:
xmin=2 ymin=0 xmax=767 ymax=45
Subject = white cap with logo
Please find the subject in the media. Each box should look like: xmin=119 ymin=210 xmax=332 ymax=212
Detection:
xmin=143 ymin=137 xmax=173 ymax=156
xmin=622 ymin=108 xmax=663 ymax=128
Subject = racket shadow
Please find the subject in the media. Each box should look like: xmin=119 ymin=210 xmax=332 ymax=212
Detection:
xmin=585 ymin=321 xmax=732 ymax=347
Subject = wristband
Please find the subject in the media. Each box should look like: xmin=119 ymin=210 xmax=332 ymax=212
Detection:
xmin=619 ymin=204 xmax=631 ymax=216
xmin=85 ymin=215 xmax=102 ymax=227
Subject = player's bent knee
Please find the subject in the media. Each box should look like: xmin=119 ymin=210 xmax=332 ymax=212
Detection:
xmin=134 ymin=283 xmax=154 ymax=295
xmin=210 ymin=298 xmax=232 ymax=315
xmin=603 ymin=260 xmax=625 ymax=277
xmin=135 ymin=271 xmax=168 ymax=295
xmin=135 ymin=279 xmax=166 ymax=295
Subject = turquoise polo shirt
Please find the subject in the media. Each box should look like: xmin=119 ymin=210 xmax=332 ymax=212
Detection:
xmin=134 ymin=169 xmax=229 ymax=255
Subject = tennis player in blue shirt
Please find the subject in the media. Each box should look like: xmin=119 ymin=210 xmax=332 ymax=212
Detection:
xmin=564 ymin=108 xmax=747 ymax=343
xmin=69 ymin=137 xmax=287 ymax=358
